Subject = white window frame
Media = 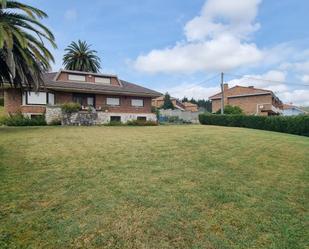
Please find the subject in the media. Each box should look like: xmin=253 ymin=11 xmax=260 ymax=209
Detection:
xmin=106 ymin=97 xmax=120 ymax=106
xmin=131 ymin=99 xmax=144 ymax=107
xmin=68 ymin=74 xmax=86 ymax=82
xmin=26 ymin=91 xmax=47 ymax=105
xmin=48 ymin=93 xmax=55 ymax=105
xmin=95 ymin=77 xmax=111 ymax=84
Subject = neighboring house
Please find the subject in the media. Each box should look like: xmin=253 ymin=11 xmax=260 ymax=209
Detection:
xmin=152 ymin=96 xmax=198 ymax=112
xmin=152 ymin=96 xmax=185 ymax=110
xmin=183 ymin=102 xmax=199 ymax=112
xmin=4 ymin=69 xmax=161 ymax=123
xmin=209 ymin=84 xmax=283 ymax=116
xmin=282 ymin=104 xmax=308 ymax=116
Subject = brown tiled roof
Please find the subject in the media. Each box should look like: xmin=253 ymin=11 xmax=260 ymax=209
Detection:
xmin=183 ymin=102 xmax=197 ymax=107
xmin=42 ymin=72 xmax=161 ymax=97
xmin=209 ymin=85 xmax=272 ymax=100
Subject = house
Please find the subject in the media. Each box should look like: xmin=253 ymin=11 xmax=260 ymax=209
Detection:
xmin=282 ymin=104 xmax=308 ymax=116
xmin=209 ymin=84 xmax=283 ymax=116
xmin=152 ymin=96 xmax=185 ymax=110
xmin=183 ymin=102 xmax=198 ymax=112
xmin=152 ymin=96 xmax=198 ymax=112
xmin=3 ymin=69 xmax=161 ymax=124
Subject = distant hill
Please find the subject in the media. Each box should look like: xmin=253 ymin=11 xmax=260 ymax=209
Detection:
xmin=300 ymin=106 xmax=309 ymax=112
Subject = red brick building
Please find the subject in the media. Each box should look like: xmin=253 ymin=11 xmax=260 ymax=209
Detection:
xmin=4 ymin=69 xmax=161 ymax=123
xmin=152 ymin=96 xmax=198 ymax=112
xmin=209 ymin=84 xmax=283 ymax=116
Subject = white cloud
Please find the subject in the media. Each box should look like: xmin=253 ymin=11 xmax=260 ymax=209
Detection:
xmin=184 ymin=0 xmax=261 ymax=41
xmin=64 ymin=9 xmax=77 ymax=21
xmin=228 ymin=70 xmax=289 ymax=93
xmin=301 ymin=75 xmax=309 ymax=83
xmin=278 ymin=90 xmax=309 ymax=106
xmin=160 ymin=83 xmax=220 ymax=100
xmin=133 ymin=0 xmax=263 ymax=74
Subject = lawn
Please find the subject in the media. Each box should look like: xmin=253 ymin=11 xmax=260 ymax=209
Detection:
xmin=0 ymin=125 xmax=308 ymax=249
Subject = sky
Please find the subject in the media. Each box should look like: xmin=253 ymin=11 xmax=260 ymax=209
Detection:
xmin=24 ymin=0 xmax=309 ymax=106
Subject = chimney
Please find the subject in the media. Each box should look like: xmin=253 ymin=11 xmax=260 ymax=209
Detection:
xmin=223 ymin=83 xmax=229 ymax=91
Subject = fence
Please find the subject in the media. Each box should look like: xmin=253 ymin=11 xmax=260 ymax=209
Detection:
xmin=159 ymin=109 xmax=200 ymax=123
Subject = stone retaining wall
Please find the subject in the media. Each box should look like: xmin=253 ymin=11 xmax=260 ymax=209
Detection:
xmin=45 ymin=106 xmax=157 ymax=125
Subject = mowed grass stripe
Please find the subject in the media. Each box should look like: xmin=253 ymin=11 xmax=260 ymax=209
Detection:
xmin=0 ymin=125 xmax=308 ymax=249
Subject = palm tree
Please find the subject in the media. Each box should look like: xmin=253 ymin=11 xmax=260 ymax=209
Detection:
xmin=63 ymin=40 xmax=101 ymax=73
xmin=0 ymin=0 xmax=56 ymax=89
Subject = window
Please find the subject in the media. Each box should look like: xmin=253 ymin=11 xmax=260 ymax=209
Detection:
xmin=48 ymin=93 xmax=55 ymax=105
xmin=110 ymin=116 xmax=121 ymax=122
xmin=26 ymin=92 xmax=47 ymax=105
xmin=137 ymin=116 xmax=147 ymax=121
xmin=106 ymin=97 xmax=120 ymax=106
xmin=131 ymin=99 xmax=144 ymax=107
xmin=68 ymin=74 xmax=86 ymax=82
xmin=95 ymin=77 xmax=111 ymax=84
xmin=87 ymin=97 xmax=94 ymax=106
xmin=73 ymin=93 xmax=95 ymax=107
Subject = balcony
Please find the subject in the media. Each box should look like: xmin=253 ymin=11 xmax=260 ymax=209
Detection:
xmin=258 ymin=103 xmax=282 ymax=115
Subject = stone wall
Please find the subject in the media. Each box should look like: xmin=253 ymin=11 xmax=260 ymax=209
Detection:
xmin=46 ymin=106 xmax=62 ymax=124
xmin=159 ymin=109 xmax=200 ymax=123
xmin=45 ymin=106 xmax=157 ymax=125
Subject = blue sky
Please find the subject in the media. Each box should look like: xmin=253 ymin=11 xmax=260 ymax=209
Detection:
xmin=25 ymin=0 xmax=309 ymax=105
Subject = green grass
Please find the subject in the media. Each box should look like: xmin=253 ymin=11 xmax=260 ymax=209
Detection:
xmin=0 ymin=125 xmax=308 ymax=249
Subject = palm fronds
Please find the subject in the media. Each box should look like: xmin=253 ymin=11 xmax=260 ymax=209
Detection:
xmin=63 ymin=40 xmax=101 ymax=73
xmin=0 ymin=0 xmax=56 ymax=89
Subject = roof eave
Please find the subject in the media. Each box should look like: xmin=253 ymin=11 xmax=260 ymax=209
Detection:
xmin=45 ymin=85 xmax=161 ymax=98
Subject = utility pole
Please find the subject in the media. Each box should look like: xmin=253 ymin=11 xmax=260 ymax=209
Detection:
xmin=220 ymin=72 xmax=224 ymax=114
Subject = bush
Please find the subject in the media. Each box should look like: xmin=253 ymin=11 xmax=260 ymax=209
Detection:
xmin=0 ymin=97 xmax=4 ymax=106
xmin=49 ymin=118 xmax=61 ymax=126
xmin=105 ymin=121 xmax=124 ymax=126
xmin=1 ymin=113 xmax=46 ymax=126
xmin=126 ymin=120 xmax=158 ymax=126
xmin=199 ymin=114 xmax=309 ymax=136
xmin=216 ymin=105 xmax=244 ymax=114
xmin=61 ymin=102 xmax=81 ymax=113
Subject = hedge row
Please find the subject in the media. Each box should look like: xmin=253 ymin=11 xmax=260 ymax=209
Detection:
xmin=0 ymin=114 xmax=46 ymax=126
xmin=199 ymin=114 xmax=309 ymax=136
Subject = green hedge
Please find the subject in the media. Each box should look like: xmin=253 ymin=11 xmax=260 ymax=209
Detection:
xmin=61 ymin=102 xmax=81 ymax=113
xmin=199 ymin=114 xmax=309 ymax=136
xmin=0 ymin=114 xmax=46 ymax=126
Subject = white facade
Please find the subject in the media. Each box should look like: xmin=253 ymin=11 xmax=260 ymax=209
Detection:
xmin=282 ymin=107 xmax=307 ymax=116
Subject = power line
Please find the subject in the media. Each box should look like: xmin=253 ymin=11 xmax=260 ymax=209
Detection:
xmin=224 ymin=73 xmax=309 ymax=87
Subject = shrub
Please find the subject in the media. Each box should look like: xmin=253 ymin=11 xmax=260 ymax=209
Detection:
xmin=216 ymin=105 xmax=244 ymax=115
xmin=49 ymin=118 xmax=61 ymax=126
xmin=105 ymin=121 xmax=124 ymax=126
xmin=1 ymin=113 xmax=46 ymax=126
xmin=0 ymin=97 xmax=4 ymax=106
xmin=151 ymin=106 xmax=160 ymax=119
xmin=162 ymin=93 xmax=174 ymax=110
xmin=126 ymin=120 xmax=158 ymax=126
xmin=199 ymin=114 xmax=309 ymax=136
xmin=61 ymin=102 xmax=81 ymax=113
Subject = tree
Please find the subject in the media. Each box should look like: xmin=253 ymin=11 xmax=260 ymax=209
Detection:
xmin=216 ymin=105 xmax=244 ymax=115
xmin=182 ymin=97 xmax=188 ymax=103
xmin=162 ymin=93 xmax=174 ymax=110
xmin=0 ymin=0 xmax=56 ymax=89
xmin=63 ymin=40 xmax=101 ymax=73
